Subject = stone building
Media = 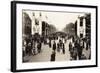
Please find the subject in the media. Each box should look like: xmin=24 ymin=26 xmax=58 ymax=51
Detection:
xmin=22 ymin=12 xmax=32 ymax=38
xmin=75 ymin=13 xmax=91 ymax=40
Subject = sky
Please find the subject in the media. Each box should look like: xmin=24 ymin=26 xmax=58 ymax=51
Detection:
xmin=23 ymin=10 xmax=85 ymax=31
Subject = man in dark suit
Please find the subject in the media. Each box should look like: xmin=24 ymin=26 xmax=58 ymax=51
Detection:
xmin=53 ymin=41 xmax=56 ymax=51
xmin=49 ymin=39 xmax=51 ymax=48
xmin=50 ymin=51 xmax=56 ymax=61
xmin=62 ymin=43 xmax=65 ymax=54
xmin=37 ymin=40 xmax=42 ymax=53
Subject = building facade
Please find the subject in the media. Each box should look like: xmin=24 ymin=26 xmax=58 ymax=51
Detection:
xmin=32 ymin=12 xmax=42 ymax=36
xmin=75 ymin=14 xmax=91 ymax=40
xmin=22 ymin=12 xmax=32 ymax=38
xmin=77 ymin=15 xmax=86 ymax=39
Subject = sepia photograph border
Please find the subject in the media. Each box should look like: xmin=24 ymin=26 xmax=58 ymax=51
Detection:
xmin=11 ymin=1 xmax=98 ymax=72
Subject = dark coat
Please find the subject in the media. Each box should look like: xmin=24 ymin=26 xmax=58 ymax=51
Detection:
xmin=50 ymin=53 xmax=55 ymax=61
xmin=37 ymin=42 xmax=42 ymax=53
xmin=49 ymin=40 xmax=51 ymax=48
xmin=53 ymin=43 xmax=56 ymax=51
xmin=62 ymin=43 xmax=65 ymax=54
xmin=69 ymin=42 xmax=72 ymax=51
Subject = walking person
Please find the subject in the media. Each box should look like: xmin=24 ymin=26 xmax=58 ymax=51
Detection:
xmin=28 ymin=42 xmax=32 ymax=56
xmin=37 ymin=40 xmax=42 ymax=53
xmin=62 ymin=43 xmax=65 ymax=54
xmin=52 ymin=41 xmax=56 ymax=52
xmin=57 ymin=42 xmax=60 ymax=52
xmin=69 ymin=42 xmax=72 ymax=51
xmin=32 ymin=45 xmax=36 ymax=55
xmin=69 ymin=42 xmax=73 ymax=57
xmin=72 ymin=47 xmax=77 ymax=60
xmin=59 ymin=39 xmax=63 ymax=53
xmin=50 ymin=51 xmax=56 ymax=61
xmin=49 ymin=39 xmax=51 ymax=48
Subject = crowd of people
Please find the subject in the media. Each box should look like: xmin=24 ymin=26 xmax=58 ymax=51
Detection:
xmin=50 ymin=39 xmax=66 ymax=61
xmin=50 ymin=36 xmax=91 ymax=61
xmin=69 ymin=36 xmax=91 ymax=60
xmin=22 ymin=37 xmax=42 ymax=57
xmin=22 ymin=35 xmax=91 ymax=62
